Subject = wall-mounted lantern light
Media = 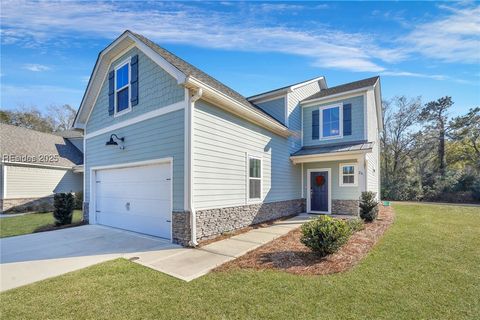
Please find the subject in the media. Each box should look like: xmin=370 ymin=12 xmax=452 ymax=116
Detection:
xmin=106 ymin=134 xmax=125 ymax=149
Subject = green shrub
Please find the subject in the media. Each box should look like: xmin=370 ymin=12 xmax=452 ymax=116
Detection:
xmin=359 ymin=191 xmax=379 ymax=222
xmin=74 ymin=191 xmax=83 ymax=210
xmin=300 ymin=216 xmax=351 ymax=256
xmin=346 ymin=218 xmax=364 ymax=233
xmin=53 ymin=193 xmax=75 ymax=226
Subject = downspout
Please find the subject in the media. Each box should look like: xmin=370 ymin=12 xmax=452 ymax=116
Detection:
xmin=189 ymin=88 xmax=202 ymax=246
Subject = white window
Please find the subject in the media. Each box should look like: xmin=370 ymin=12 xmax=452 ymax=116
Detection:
xmin=115 ymin=60 xmax=131 ymax=116
xmin=339 ymin=163 xmax=357 ymax=187
xmin=248 ymin=155 xmax=262 ymax=200
xmin=320 ymin=105 xmax=343 ymax=139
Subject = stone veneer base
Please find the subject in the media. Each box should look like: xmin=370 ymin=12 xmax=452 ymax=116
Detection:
xmin=195 ymin=199 xmax=305 ymax=241
xmin=1 ymin=196 xmax=54 ymax=213
xmin=331 ymin=199 xmax=359 ymax=215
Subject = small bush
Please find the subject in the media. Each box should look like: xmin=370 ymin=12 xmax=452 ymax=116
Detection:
xmin=74 ymin=191 xmax=83 ymax=210
xmin=53 ymin=193 xmax=75 ymax=226
xmin=359 ymin=191 xmax=379 ymax=222
xmin=300 ymin=216 xmax=351 ymax=257
xmin=346 ymin=218 xmax=364 ymax=233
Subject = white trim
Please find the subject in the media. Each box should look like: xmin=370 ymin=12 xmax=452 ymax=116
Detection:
xmin=247 ymin=76 xmax=325 ymax=101
xmin=185 ymin=77 xmax=291 ymax=137
xmin=89 ymin=157 xmax=174 ymax=242
xmin=85 ymin=100 xmax=185 ymax=139
xmin=301 ymin=89 xmax=370 ymax=107
xmin=183 ymin=88 xmax=190 ymax=211
xmin=2 ymin=164 xmax=7 ymax=199
xmin=339 ymin=163 xmax=358 ymax=187
xmin=301 ymin=163 xmax=304 ymax=198
xmin=1 ymin=161 xmax=74 ymax=170
xmin=113 ymin=58 xmax=132 ymax=117
xmin=290 ymin=149 xmax=371 ymax=164
xmin=246 ymin=153 xmax=263 ymax=203
xmin=284 ymin=93 xmax=289 ymax=127
xmin=306 ymin=168 xmax=331 ymax=214
xmin=318 ymin=104 xmax=343 ymax=141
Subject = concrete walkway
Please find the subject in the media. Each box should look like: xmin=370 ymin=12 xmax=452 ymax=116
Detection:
xmin=130 ymin=213 xmax=312 ymax=281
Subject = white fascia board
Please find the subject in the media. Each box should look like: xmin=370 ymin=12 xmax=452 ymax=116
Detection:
xmin=373 ymin=79 xmax=383 ymax=131
xmin=248 ymin=76 xmax=325 ymax=102
xmin=301 ymin=87 xmax=373 ymax=107
xmin=290 ymin=149 xmax=371 ymax=164
xmin=185 ymin=76 xmax=292 ymax=137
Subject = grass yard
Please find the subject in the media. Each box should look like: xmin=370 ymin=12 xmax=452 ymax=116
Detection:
xmin=0 ymin=210 xmax=83 ymax=238
xmin=1 ymin=203 xmax=479 ymax=319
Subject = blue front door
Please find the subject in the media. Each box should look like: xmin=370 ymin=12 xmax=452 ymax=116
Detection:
xmin=310 ymin=171 xmax=329 ymax=212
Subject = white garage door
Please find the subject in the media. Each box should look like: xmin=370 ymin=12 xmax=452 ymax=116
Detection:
xmin=94 ymin=162 xmax=172 ymax=239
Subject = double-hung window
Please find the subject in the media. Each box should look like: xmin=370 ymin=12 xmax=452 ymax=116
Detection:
xmin=115 ymin=61 xmax=130 ymax=114
xmin=339 ymin=163 xmax=357 ymax=187
xmin=248 ymin=156 xmax=262 ymax=200
xmin=321 ymin=105 xmax=341 ymax=138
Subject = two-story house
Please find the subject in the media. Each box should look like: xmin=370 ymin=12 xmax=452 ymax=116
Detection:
xmin=73 ymin=30 xmax=382 ymax=246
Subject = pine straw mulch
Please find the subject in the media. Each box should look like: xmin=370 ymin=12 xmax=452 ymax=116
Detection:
xmin=215 ymin=205 xmax=395 ymax=275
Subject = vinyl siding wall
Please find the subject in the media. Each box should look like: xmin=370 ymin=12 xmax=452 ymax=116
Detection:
xmin=303 ymin=95 xmax=365 ymax=146
xmin=84 ymin=110 xmax=184 ymax=210
xmin=365 ymin=89 xmax=380 ymax=199
xmin=4 ymin=164 xmax=82 ymax=198
xmin=86 ymin=47 xmax=185 ymax=133
xmin=303 ymin=160 xmax=361 ymax=201
xmin=255 ymin=97 xmax=286 ymax=124
xmin=193 ymin=100 xmax=301 ymax=209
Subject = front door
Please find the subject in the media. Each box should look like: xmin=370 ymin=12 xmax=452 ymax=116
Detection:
xmin=310 ymin=170 xmax=329 ymax=213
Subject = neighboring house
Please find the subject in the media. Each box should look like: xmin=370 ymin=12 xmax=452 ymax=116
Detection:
xmin=0 ymin=124 xmax=84 ymax=213
xmin=73 ymin=30 xmax=382 ymax=246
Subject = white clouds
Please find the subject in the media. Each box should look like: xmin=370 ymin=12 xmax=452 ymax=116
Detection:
xmin=0 ymin=1 xmax=478 ymax=78
xmin=404 ymin=4 xmax=480 ymax=63
xmin=22 ymin=64 xmax=50 ymax=72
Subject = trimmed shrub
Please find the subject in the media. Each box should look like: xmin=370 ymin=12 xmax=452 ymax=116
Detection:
xmin=53 ymin=193 xmax=75 ymax=226
xmin=359 ymin=191 xmax=379 ymax=222
xmin=346 ymin=218 xmax=364 ymax=233
xmin=74 ymin=191 xmax=83 ymax=210
xmin=300 ymin=216 xmax=351 ymax=257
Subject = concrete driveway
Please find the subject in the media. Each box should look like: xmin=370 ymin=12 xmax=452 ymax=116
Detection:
xmin=0 ymin=225 xmax=180 ymax=292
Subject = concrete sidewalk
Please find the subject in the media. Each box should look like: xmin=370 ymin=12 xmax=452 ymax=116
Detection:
xmin=129 ymin=213 xmax=312 ymax=281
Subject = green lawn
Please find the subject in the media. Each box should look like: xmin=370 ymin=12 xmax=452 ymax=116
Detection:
xmin=0 ymin=210 xmax=83 ymax=238
xmin=1 ymin=203 xmax=479 ymax=319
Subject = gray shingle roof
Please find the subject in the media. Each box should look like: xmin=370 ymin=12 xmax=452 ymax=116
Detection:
xmin=0 ymin=124 xmax=83 ymax=167
xmin=291 ymin=141 xmax=374 ymax=157
xmin=302 ymin=76 xmax=379 ymax=102
xmin=131 ymin=32 xmax=285 ymax=127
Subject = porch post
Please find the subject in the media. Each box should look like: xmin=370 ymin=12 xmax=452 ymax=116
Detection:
xmin=358 ymin=155 xmax=367 ymax=193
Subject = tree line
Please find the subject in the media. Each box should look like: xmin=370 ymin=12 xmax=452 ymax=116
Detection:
xmin=0 ymin=104 xmax=77 ymax=133
xmin=381 ymin=96 xmax=479 ymax=203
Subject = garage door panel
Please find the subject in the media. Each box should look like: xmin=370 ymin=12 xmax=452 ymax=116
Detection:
xmin=97 ymin=181 xmax=171 ymax=200
xmin=95 ymin=162 xmax=172 ymax=239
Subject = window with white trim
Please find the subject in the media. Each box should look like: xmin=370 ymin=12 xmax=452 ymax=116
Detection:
xmin=321 ymin=105 xmax=342 ymax=138
xmin=115 ymin=61 xmax=130 ymax=114
xmin=339 ymin=163 xmax=357 ymax=186
xmin=248 ymin=156 xmax=262 ymax=200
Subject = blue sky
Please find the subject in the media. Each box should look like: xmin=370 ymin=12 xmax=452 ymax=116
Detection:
xmin=1 ymin=1 xmax=479 ymax=116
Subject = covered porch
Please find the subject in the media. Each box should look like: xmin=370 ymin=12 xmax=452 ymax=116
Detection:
xmin=291 ymin=141 xmax=373 ymax=215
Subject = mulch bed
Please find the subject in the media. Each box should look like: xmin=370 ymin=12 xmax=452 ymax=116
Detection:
xmin=215 ymin=205 xmax=395 ymax=275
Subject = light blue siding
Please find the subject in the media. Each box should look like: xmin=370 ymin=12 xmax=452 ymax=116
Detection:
xmin=193 ymin=100 xmax=301 ymax=209
xmin=85 ymin=110 xmax=184 ymax=210
xmin=86 ymin=47 xmax=185 ymax=133
xmin=303 ymin=95 xmax=365 ymax=146
xmin=256 ymin=97 xmax=285 ymax=124
xmin=303 ymin=160 xmax=361 ymax=200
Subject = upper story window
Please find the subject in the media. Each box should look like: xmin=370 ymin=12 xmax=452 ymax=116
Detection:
xmin=339 ymin=163 xmax=357 ymax=187
xmin=321 ymin=105 xmax=342 ymax=139
xmin=248 ymin=155 xmax=262 ymax=200
xmin=115 ymin=61 xmax=130 ymax=114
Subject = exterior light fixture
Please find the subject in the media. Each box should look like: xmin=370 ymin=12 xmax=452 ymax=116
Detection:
xmin=105 ymin=134 xmax=125 ymax=149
